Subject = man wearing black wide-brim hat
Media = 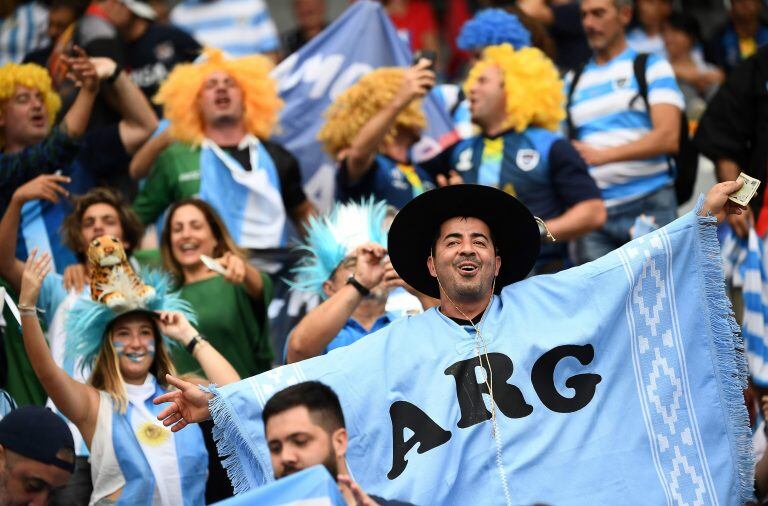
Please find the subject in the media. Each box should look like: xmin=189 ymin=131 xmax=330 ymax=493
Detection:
xmin=154 ymin=181 xmax=754 ymax=506
xmin=388 ymin=182 xmax=739 ymax=321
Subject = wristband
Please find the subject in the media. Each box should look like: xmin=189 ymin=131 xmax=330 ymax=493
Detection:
xmin=185 ymin=334 xmax=205 ymax=354
xmin=106 ymin=62 xmax=123 ymax=84
xmin=346 ymin=275 xmax=370 ymax=297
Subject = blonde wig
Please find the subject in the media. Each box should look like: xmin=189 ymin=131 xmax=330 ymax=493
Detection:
xmin=0 ymin=62 xmax=61 ymax=147
xmin=317 ymin=67 xmax=426 ymax=158
xmin=90 ymin=316 xmax=176 ymax=413
xmin=464 ymin=44 xmax=565 ymax=133
xmin=154 ymin=48 xmax=282 ymax=145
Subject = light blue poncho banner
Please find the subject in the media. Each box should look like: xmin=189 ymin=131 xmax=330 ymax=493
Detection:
xmin=271 ymin=0 xmax=455 ymax=212
xmin=212 ymin=466 xmax=344 ymax=506
xmin=209 ymin=203 xmax=753 ymax=505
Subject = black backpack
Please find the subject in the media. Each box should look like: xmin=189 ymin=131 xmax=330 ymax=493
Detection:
xmin=566 ymin=53 xmax=699 ymax=205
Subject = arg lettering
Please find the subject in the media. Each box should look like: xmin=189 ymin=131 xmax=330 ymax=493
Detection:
xmin=388 ymin=345 xmax=602 ymax=479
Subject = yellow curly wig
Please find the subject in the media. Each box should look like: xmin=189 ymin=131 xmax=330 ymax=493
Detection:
xmin=464 ymin=44 xmax=565 ymax=133
xmin=154 ymin=48 xmax=283 ymax=145
xmin=0 ymin=63 xmax=61 ymax=148
xmin=317 ymin=67 xmax=426 ymax=158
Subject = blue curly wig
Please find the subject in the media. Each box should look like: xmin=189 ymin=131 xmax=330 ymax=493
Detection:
xmin=457 ymin=8 xmax=531 ymax=51
xmin=65 ymin=270 xmax=196 ymax=373
xmin=289 ymin=199 xmax=388 ymax=298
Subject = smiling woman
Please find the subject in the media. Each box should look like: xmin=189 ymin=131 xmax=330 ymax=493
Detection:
xmin=16 ymin=238 xmax=240 ymax=505
xmin=160 ymin=198 xmax=274 ymax=380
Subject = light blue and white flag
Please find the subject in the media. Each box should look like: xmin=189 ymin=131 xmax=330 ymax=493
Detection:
xmin=199 ymin=135 xmax=287 ymax=249
xmin=721 ymin=227 xmax=768 ymax=386
xmin=208 ymin=198 xmax=752 ymax=505
xmin=271 ymin=0 xmax=455 ymax=212
xmin=212 ymin=466 xmax=345 ymax=506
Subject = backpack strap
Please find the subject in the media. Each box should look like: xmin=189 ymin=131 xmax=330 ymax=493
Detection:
xmin=631 ymin=53 xmax=651 ymax=110
xmin=565 ymin=62 xmax=587 ymax=139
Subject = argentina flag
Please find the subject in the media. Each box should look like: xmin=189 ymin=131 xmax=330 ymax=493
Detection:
xmin=208 ymin=198 xmax=753 ymax=505
xmin=212 ymin=466 xmax=344 ymax=505
xmin=271 ymin=0 xmax=455 ymax=213
xmin=721 ymin=227 xmax=768 ymax=386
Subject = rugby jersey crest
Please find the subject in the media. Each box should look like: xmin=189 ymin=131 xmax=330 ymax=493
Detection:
xmin=565 ymin=47 xmax=684 ymax=206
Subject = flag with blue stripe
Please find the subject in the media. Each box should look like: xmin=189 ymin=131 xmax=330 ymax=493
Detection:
xmin=721 ymin=227 xmax=768 ymax=386
xmin=199 ymin=136 xmax=287 ymax=249
xmin=271 ymin=0 xmax=455 ymax=212
xmin=212 ymin=466 xmax=345 ymax=505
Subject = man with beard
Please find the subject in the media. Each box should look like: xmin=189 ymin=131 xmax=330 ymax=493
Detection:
xmin=155 ymin=182 xmax=751 ymax=504
xmin=263 ymin=381 xmax=410 ymax=506
xmin=0 ymin=406 xmax=74 ymax=506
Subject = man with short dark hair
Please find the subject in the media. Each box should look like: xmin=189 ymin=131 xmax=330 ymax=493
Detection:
xmin=263 ymin=381 xmax=347 ymax=480
xmin=0 ymin=406 xmax=74 ymax=506
xmin=264 ymin=381 xmax=411 ymax=505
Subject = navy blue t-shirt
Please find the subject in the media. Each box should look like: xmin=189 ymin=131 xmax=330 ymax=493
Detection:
xmin=336 ymin=154 xmax=436 ymax=209
xmin=424 ymin=127 xmax=600 ymax=221
xmin=126 ymin=23 xmax=201 ymax=115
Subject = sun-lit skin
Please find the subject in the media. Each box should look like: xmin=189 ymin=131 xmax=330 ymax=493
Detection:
xmin=265 ymin=406 xmax=346 ymax=480
xmin=580 ymin=0 xmax=632 ymax=62
xmin=110 ymin=313 xmax=157 ymax=385
xmin=80 ymin=203 xmax=125 ymax=251
xmin=169 ymin=204 xmax=218 ymax=270
xmin=427 ymin=217 xmax=501 ymax=311
xmin=197 ymin=71 xmax=245 ymax=129
xmin=323 ymin=256 xmax=388 ymax=305
xmin=467 ymin=65 xmax=507 ymax=136
xmin=0 ymin=448 xmax=70 ymax=506
xmin=0 ymin=85 xmax=50 ymax=152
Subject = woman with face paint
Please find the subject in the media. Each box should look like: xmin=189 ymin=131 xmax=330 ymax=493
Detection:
xmin=17 ymin=246 xmax=240 ymax=506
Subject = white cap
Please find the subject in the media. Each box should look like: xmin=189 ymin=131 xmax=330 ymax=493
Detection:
xmin=121 ymin=0 xmax=156 ymax=20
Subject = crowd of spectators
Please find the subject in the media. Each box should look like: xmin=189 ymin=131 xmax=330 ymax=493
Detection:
xmin=1 ymin=0 xmax=768 ymax=504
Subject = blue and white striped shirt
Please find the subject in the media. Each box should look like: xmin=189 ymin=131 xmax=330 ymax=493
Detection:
xmin=565 ymin=47 xmax=684 ymax=206
xmin=0 ymin=1 xmax=48 ymax=65
xmin=170 ymin=0 xmax=279 ymax=56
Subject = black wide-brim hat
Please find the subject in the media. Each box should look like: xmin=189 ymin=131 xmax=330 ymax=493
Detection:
xmin=388 ymin=185 xmax=540 ymax=298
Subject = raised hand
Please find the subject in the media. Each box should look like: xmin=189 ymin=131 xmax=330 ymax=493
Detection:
xmin=63 ymin=262 xmax=87 ymax=292
xmin=61 ymin=46 xmax=99 ymax=93
xmin=436 ymin=170 xmax=463 ymax=187
xmin=393 ymin=59 xmax=436 ymax=109
xmin=214 ymin=251 xmax=246 ymax=285
xmin=699 ymin=180 xmax=748 ymax=223
xmin=12 ymin=174 xmax=70 ymax=205
xmin=154 ymin=374 xmax=213 ymax=431
xmin=154 ymin=311 xmax=197 ymax=345
xmin=352 ymin=242 xmax=387 ymax=291
xmin=338 ymin=475 xmax=380 ymax=506
xmin=19 ymin=249 xmax=51 ymax=307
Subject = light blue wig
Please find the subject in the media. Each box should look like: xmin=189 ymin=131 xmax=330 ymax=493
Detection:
xmin=65 ymin=270 xmax=196 ymax=373
xmin=290 ymin=199 xmax=389 ymax=298
xmin=457 ymin=8 xmax=531 ymax=51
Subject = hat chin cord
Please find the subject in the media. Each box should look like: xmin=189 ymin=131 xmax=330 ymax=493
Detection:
xmin=433 ymin=264 xmax=513 ymax=506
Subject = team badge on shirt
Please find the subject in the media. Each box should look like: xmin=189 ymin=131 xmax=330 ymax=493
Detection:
xmin=456 ymin=148 xmax=474 ymax=172
xmin=613 ymin=76 xmax=630 ymax=90
xmin=515 ymin=149 xmax=540 ymax=172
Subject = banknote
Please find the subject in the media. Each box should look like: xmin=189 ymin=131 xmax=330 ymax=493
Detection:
xmin=729 ymin=173 xmax=761 ymax=206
